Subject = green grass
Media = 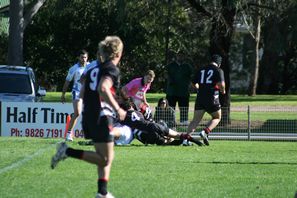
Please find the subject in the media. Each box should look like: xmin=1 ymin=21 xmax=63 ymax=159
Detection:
xmin=0 ymin=137 xmax=296 ymax=198
xmin=43 ymin=92 xmax=297 ymax=106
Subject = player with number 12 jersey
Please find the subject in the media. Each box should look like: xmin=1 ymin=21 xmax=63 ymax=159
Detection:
xmin=192 ymin=63 xmax=225 ymax=112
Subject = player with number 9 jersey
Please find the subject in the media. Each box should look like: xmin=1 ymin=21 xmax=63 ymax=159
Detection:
xmin=82 ymin=60 xmax=120 ymax=142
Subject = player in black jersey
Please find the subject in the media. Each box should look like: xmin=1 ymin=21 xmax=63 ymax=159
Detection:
xmin=187 ymin=54 xmax=226 ymax=146
xmin=51 ymin=36 xmax=125 ymax=198
xmin=119 ymin=98 xmax=203 ymax=146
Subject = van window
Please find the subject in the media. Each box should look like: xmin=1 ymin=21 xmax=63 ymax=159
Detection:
xmin=0 ymin=73 xmax=32 ymax=94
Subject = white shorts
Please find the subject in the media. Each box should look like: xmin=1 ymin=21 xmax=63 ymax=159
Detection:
xmin=72 ymin=90 xmax=81 ymax=101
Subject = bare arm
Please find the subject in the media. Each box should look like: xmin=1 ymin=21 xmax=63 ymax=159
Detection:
xmin=61 ymin=81 xmax=70 ymax=103
xmin=143 ymin=92 xmax=148 ymax=105
xmin=194 ymin=83 xmax=199 ymax=89
xmin=98 ymin=76 xmax=126 ymax=120
xmin=217 ymin=81 xmax=226 ymax=94
xmin=120 ymin=86 xmax=129 ymax=100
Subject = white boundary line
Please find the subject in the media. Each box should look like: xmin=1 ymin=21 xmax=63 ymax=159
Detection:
xmin=0 ymin=144 xmax=56 ymax=175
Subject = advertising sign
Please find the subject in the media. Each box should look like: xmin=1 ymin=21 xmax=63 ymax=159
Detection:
xmin=0 ymin=102 xmax=83 ymax=138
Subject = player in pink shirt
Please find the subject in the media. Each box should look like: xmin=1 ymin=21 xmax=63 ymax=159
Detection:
xmin=121 ymin=70 xmax=155 ymax=112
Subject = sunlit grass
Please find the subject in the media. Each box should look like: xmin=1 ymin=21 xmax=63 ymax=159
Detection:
xmin=0 ymin=138 xmax=296 ymax=198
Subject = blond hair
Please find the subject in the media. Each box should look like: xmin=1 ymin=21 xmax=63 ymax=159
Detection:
xmin=98 ymin=36 xmax=123 ymax=62
xmin=147 ymin=70 xmax=155 ymax=78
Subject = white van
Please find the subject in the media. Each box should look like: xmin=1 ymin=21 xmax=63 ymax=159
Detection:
xmin=0 ymin=65 xmax=46 ymax=102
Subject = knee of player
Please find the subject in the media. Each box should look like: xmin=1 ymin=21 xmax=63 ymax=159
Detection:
xmin=72 ymin=113 xmax=80 ymax=118
xmin=212 ymin=115 xmax=221 ymax=120
xmin=97 ymin=158 xmax=110 ymax=167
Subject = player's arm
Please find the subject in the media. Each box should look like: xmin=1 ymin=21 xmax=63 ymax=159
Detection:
xmin=216 ymin=81 xmax=226 ymax=94
xmin=217 ymin=69 xmax=226 ymax=94
xmin=193 ymin=83 xmax=199 ymax=89
xmin=143 ymin=91 xmax=149 ymax=105
xmin=61 ymin=80 xmax=70 ymax=103
xmin=120 ymin=86 xmax=129 ymax=100
xmin=61 ymin=66 xmax=75 ymax=103
xmin=98 ymin=76 xmax=126 ymax=120
xmin=191 ymin=70 xmax=200 ymax=90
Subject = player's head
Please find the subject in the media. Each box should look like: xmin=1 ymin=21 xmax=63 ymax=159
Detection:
xmin=211 ymin=54 xmax=222 ymax=67
xmin=144 ymin=70 xmax=155 ymax=84
xmin=119 ymin=97 xmax=136 ymax=111
xmin=78 ymin=49 xmax=88 ymax=65
xmin=98 ymin=36 xmax=123 ymax=63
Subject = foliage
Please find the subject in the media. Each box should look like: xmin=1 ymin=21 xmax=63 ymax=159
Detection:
xmin=24 ymin=0 xmax=208 ymax=92
xmin=0 ymin=33 xmax=8 ymax=64
xmin=1 ymin=0 xmax=295 ymax=94
xmin=258 ymin=1 xmax=297 ymax=94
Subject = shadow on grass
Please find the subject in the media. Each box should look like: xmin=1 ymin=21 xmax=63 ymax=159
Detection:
xmin=195 ymin=161 xmax=297 ymax=165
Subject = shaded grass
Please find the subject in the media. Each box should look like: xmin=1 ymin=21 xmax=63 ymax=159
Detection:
xmin=0 ymin=137 xmax=296 ymax=198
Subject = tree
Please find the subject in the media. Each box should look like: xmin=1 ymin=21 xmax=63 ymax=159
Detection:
xmin=237 ymin=1 xmax=275 ymax=96
xmin=8 ymin=0 xmax=46 ymax=65
xmin=258 ymin=1 xmax=297 ymax=94
xmin=246 ymin=0 xmax=262 ymax=96
xmin=24 ymin=0 xmax=208 ymax=91
xmin=186 ymin=0 xmax=237 ymax=124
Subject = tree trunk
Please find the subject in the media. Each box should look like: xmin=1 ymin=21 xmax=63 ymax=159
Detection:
xmin=248 ymin=14 xmax=261 ymax=96
xmin=8 ymin=0 xmax=24 ymax=65
xmin=8 ymin=0 xmax=46 ymax=66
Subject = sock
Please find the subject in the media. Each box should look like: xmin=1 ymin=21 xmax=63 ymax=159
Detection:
xmin=65 ymin=148 xmax=84 ymax=159
xmin=67 ymin=131 xmax=72 ymax=135
xmin=204 ymin=127 xmax=211 ymax=134
xmin=98 ymin=178 xmax=108 ymax=195
xmin=180 ymin=133 xmax=192 ymax=141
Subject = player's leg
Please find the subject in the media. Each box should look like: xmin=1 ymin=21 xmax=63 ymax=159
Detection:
xmin=94 ymin=142 xmax=114 ymax=197
xmin=93 ymin=115 xmax=115 ymax=197
xmin=199 ymin=108 xmax=221 ymax=146
xmin=205 ymin=109 xmax=221 ymax=132
xmin=66 ymin=97 xmax=82 ymax=141
xmin=168 ymin=129 xmax=203 ymax=146
xmin=50 ymin=142 xmax=106 ymax=169
xmin=187 ymin=110 xmax=205 ymax=134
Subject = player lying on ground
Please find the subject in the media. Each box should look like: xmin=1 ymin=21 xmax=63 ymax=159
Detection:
xmin=114 ymin=99 xmax=203 ymax=146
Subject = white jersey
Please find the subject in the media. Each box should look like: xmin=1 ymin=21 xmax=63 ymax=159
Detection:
xmin=66 ymin=62 xmax=89 ymax=92
xmin=83 ymin=60 xmax=99 ymax=76
xmin=114 ymin=124 xmax=134 ymax=145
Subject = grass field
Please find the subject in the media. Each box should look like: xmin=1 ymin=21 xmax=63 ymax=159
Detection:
xmin=0 ymin=137 xmax=296 ymax=198
xmin=1 ymin=94 xmax=296 ymax=197
xmin=43 ymin=93 xmax=297 ymax=107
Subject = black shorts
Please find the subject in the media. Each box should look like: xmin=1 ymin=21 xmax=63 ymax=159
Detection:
xmin=147 ymin=122 xmax=169 ymax=137
xmin=134 ymin=129 xmax=166 ymax=145
xmin=194 ymin=97 xmax=221 ymax=114
xmin=82 ymin=114 xmax=114 ymax=143
xmin=122 ymin=110 xmax=170 ymax=137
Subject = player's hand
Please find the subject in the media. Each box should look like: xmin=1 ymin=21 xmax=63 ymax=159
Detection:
xmin=117 ymin=108 xmax=126 ymax=121
xmin=61 ymin=95 xmax=66 ymax=103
